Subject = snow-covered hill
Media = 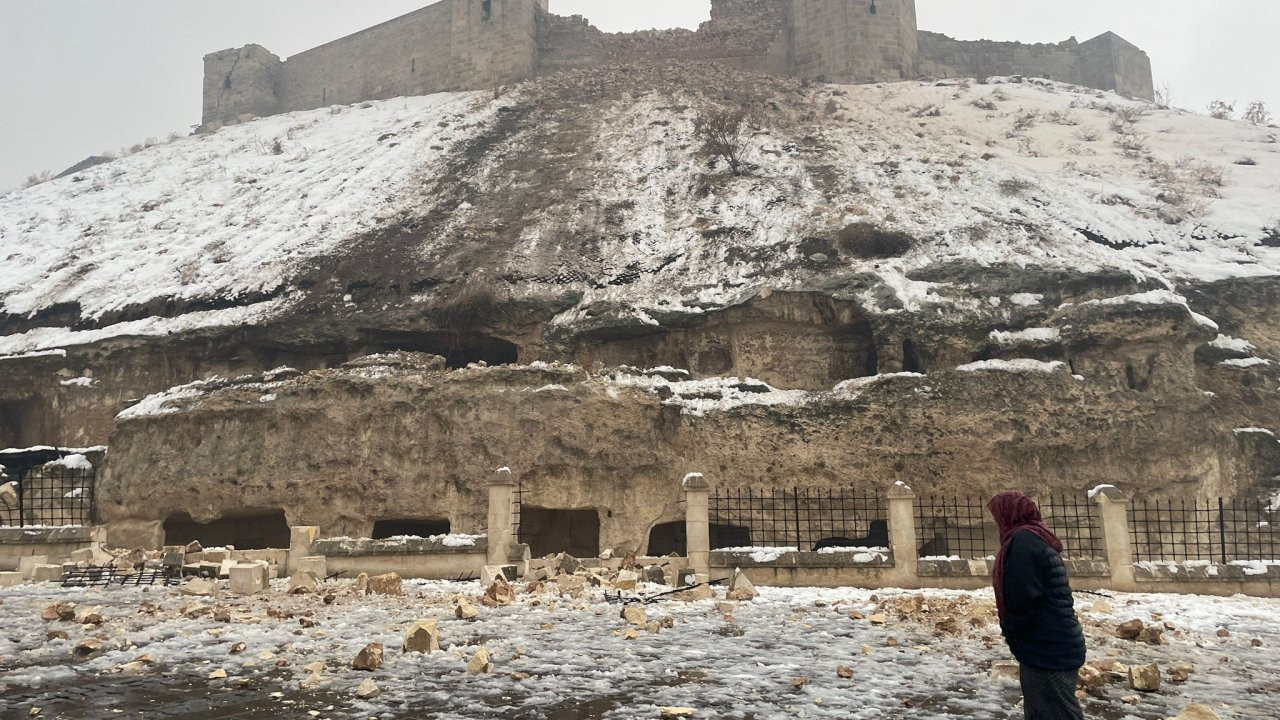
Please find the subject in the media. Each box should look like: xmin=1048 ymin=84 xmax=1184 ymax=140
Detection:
xmin=2 ymin=66 xmax=1278 ymax=358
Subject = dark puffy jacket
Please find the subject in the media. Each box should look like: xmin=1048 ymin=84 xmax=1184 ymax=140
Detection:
xmin=999 ymin=530 xmax=1087 ymax=671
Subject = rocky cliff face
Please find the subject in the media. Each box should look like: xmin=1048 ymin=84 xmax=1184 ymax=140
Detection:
xmin=2 ymin=63 xmax=1278 ymax=547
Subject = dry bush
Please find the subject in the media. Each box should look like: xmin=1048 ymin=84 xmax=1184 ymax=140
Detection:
xmin=1114 ymin=132 xmax=1150 ymax=159
xmin=1006 ymin=110 xmax=1038 ymax=138
xmin=693 ymin=106 xmax=749 ymax=176
xmin=1045 ymin=110 xmax=1079 ymax=126
xmin=1243 ymin=100 xmax=1272 ymax=126
xmin=1109 ymin=105 xmax=1150 ymax=133
xmin=1154 ymin=83 xmax=1175 ymax=110
xmin=999 ymin=178 xmax=1034 ymax=197
xmin=970 ymin=96 xmax=999 ymax=111
xmin=23 ymin=170 xmax=53 ymax=188
xmin=1207 ymin=100 xmax=1235 ymax=120
xmin=835 ymin=222 xmax=915 ymax=259
xmin=1075 ymin=128 xmax=1102 ymax=143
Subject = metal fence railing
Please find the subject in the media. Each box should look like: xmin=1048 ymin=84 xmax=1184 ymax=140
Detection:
xmin=1040 ymin=493 xmax=1106 ymax=560
xmin=914 ymin=495 xmax=996 ymax=559
xmin=0 ymin=464 xmax=96 ymax=528
xmin=709 ymin=487 xmax=887 ymax=551
xmin=1128 ymin=497 xmax=1280 ymax=563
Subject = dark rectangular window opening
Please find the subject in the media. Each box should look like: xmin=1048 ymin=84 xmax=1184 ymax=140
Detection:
xmin=372 ymin=518 xmax=450 ymax=539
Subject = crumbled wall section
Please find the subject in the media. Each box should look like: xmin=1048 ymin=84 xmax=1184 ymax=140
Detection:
xmin=202 ymin=45 xmax=284 ymax=128
xmin=918 ymin=30 xmax=1154 ymax=101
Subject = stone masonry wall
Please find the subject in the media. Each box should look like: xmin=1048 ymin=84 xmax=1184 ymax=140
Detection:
xmin=202 ymin=0 xmax=540 ymax=128
xmin=203 ymin=0 xmax=1156 ymax=128
xmin=918 ymin=30 xmax=1155 ymax=100
xmin=790 ymin=0 xmax=919 ymax=84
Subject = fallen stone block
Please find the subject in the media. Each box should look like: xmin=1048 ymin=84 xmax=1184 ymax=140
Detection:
xmin=614 ymin=569 xmax=639 ymax=591
xmin=556 ymin=553 xmax=583 ymax=576
xmin=296 ymin=556 xmax=327 ymax=578
xmin=353 ymin=572 xmax=369 ymax=595
xmin=352 ymin=642 xmax=384 ymax=671
xmin=990 ymin=661 xmax=1020 ymax=680
xmin=355 ymin=678 xmax=380 ymax=699
xmin=229 ymin=562 xmax=269 ymax=596
xmin=30 ymin=564 xmax=64 ymax=583
xmin=483 ymin=576 xmax=515 ymax=606
xmin=1129 ymin=663 xmax=1160 ymax=692
xmin=466 ymin=647 xmax=492 ymax=674
xmin=726 ymin=569 xmax=757 ymax=601
xmin=41 ymin=602 xmax=77 ymax=622
xmin=643 ymin=565 xmax=667 ymax=584
xmin=1115 ymin=619 xmax=1144 ymax=640
xmin=367 ymin=573 xmax=402 ymax=596
xmin=288 ymin=569 xmax=320 ymax=593
xmin=180 ymin=578 xmax=221 ymax=597
xmin=18 ymin=555 xmax=50 ymax=580
xmin=456 ymin=600 xmax=480 ymax=620
xmin=1169 ymin=703 xmax=1219 ymax=720
xmin=0 ymin=571 xmax=24 ymax=588
xmin=481 ymin=565 xmax=516 ymax=586
xmin=403 ymin=619 xmax=441 ymax=653
xmin=621 ymin=606 xmax=648 ymax=626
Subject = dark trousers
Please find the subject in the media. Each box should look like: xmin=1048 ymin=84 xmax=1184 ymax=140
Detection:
xmin=1019 ymin=665 xmax=1085 ymax=720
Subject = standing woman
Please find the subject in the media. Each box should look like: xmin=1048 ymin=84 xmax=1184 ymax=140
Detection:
xmin=988 ymin=491 xmax=1087 ymax=720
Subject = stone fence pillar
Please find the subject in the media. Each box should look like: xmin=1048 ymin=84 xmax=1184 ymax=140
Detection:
xmin=486 ymin=467 xmax=516 ymax=567
xmin=287 ymin=526 xmax=319 ymax=576
xmin=683 ymin=473 xmax=711 ymax=578
xmin=1093 ymin=486 xmax=1137 ymax=591
xmin=886 ymin=481 xmax=919 ymax=585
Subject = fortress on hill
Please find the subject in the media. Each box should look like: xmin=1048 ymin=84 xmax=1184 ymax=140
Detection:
xmin=203 ymin=0 xmax=1154 ymax=129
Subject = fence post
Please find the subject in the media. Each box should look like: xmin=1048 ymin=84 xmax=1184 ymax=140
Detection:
xmin=1092 ymin=486 xmax=1136 ymax=591
xmin=683 ymin=473 xmax=711 ymax=578
xmin=886 ymin=481 xmax=918 ymax=584
xmin=486 ymin=468 xmax=516 ymax=567
xmin=287 ymin=526 xmax=320 ymax=576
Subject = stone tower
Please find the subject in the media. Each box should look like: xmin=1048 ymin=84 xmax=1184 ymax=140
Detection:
xmin=202 ymin=45 xmax=283 ymax=129
xmin=786 ymin=0 xmax=919 ymax=84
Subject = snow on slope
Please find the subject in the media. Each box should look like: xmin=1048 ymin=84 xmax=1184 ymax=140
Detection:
xmin=0 ymin=91 xmax=493 ymax=321
xmin=2 ymin=73 xmax=1279 ymax=357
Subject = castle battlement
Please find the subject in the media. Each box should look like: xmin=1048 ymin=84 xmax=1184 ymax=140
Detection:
xmin=202 ymin=0 xmax=1153 ymax=130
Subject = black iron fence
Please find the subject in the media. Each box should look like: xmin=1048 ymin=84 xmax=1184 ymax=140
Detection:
xmin=913 ymin=493 xmax=1105 ymax=560
xmin=0 ymin=464 xmax=96 ymax=527
xmin=709 ymin=487 xmax=887 ymax=551
xmin=914 ymin=495 xmax=996 ymax=559
xmin=1129 ymin=497 xmax=1280 ymax=563
xmin=1040 ymin=493 xmax=1106 ymax=560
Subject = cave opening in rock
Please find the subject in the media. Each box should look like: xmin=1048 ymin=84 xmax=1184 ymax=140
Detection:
xmin=902 ymin=339 xmax=923 ymax=373
xmin=0 ymin=398 xmax=50 ymax=449
xmin=362 ymin=330 xmax=518 ymax=369
xmin=371 ymin=518 xmax=451 ymax=540
xmin=518 ymin=507 xmax=600 ymax=558
xmin=709 ymin=523 xmax=754 ymax=550
xmin=647 ymin=521 xmax=686 ymax=556
xmin=163 ymin=509 xmax=291 ymax=550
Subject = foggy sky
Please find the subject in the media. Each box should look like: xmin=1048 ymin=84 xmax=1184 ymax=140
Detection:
xmin=2 ymin=1 xmax=1277 ymax=191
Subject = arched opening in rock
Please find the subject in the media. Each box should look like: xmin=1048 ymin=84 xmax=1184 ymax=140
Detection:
xmin=902 ymin=339 xmax=923 ymax=374
xmin=0 ymin=398 xmax=52 ymax=449
xmin=709 ymin=524 xmax=754 ymax=550
xmin=518 ymin=507 xmax=600 ymax=558
xmin=371 ymin=518 xmax=451 ymax=540
xmin=163 ymin=509 xmax=291 ymax=550
xmin=362 ymin=331 xmax=519 ymax=369
xmin=647 ymin=521 xmax=686 ymax=556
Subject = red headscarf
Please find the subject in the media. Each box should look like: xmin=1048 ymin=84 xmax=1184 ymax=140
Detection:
xmin=988 ymin=491 xmax=1064 ymax=623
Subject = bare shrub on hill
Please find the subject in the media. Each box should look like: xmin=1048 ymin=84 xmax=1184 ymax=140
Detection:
xmin=693 ymin=106 xmax=749 ymax=176
xmin=1207 ymin=100 xmax=1235 ymax=120
xmin=1243 ymin=101 xmax=1272 ymax=126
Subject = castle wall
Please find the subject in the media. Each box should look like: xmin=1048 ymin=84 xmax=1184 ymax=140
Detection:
xmin=1078 ymin=32 xmax=1155 ymax=101
xmin=788 ymin=0 xmax=918 ymax=84
xmin=202 ymin=0 xmax=541 ymax=128
xmin=918 ymin=30 xmax=1155 ymax=101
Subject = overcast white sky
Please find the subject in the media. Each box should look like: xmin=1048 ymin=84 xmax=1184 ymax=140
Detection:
xmin=1 ymin=1 xmax=1277 ymax=191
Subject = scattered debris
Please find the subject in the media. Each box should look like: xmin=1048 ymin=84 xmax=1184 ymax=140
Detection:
xmin=352 ymin=643 xmax=384 ymax=671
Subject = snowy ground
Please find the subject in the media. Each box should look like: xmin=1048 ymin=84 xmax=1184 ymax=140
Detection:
xmin=1 ymin=580 xmax=1276 ymax=719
